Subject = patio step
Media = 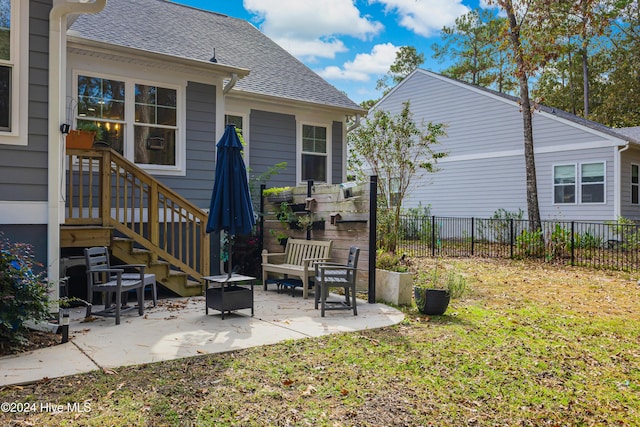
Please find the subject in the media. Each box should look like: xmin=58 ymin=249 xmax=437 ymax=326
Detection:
xmin=112 ymin=238 xmax=202 ymax=297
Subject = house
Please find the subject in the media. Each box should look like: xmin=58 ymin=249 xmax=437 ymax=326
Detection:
xmin=373 ymin=68 xmax=640 ymax=222
xmin=0 ymin=0 xmax=363 ymax=299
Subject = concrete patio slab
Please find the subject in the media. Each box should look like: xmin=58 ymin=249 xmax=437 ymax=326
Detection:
xmin=1 ymin=288 xmax=403 ymax=386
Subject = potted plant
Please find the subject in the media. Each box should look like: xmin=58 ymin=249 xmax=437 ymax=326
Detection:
xmin=375 ymin=250 xmax=414 ymax=306
xmin=276 ymin=202 xmax=300 ymax=229
xmin=263 ymin=186 xmax=293 ymax=203
xmin=270 ymin=230 xmax=289 ymax=247
xmin=414 ymin=265 xmax=466 ymax=315
xmin=66 ymin=121 xmax=104 ymax=149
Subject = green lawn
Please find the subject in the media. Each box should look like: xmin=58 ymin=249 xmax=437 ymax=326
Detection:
xmin=1 ymin=258 xmax=639 ymax=426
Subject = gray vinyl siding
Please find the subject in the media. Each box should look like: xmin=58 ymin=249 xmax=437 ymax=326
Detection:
xmin=381 ymin=70 xmax=620 ymax=221
xmin=620 ymin=147 xmax=640 ymax=220
xmin=331 ymin=121 xmax=343 ymax=184
xmin=0 ymin=0 xmax=50 ymax=202
xmin=157 ymin=81 xmax=216 ymax=209
xmin=249 ymin=109 xmax=296 ymax=188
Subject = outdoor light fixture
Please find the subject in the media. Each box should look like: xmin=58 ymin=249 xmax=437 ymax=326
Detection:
xmin=59 ymin=308 xmax=70 ymax=343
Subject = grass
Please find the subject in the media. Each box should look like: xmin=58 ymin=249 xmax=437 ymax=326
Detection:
xmin=1 ymin=258 xmax=639 ymax=426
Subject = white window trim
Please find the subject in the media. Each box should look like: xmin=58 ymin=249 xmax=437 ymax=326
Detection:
xmin=225 ymin=111 xmax=249 ymax=165
xmin=580 ymin=161 xmax=606 ymax=205
xmin=552 ymin=163 xmax=577 ymax=205
xmin=632 ymin=163 xmax=639 ymax=205
xmin=72 ymin=70 xmax=186 ymax=175
xmin=552 ymin=161 xmax=607 ymax=205
xmin=298 ymin=121 xmax=331 ymax=184
xmin=0 ymin=0 xmax=28 ymax=146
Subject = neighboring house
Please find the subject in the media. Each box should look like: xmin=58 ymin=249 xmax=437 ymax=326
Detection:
xmin=0 ymin=0 xmax=363 ymax=294
xmin=373 ymin=69 xmax=640 ymax=222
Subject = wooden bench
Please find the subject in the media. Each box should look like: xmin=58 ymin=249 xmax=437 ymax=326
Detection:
xmin=262 ymin=238 xmax=333 ymax=299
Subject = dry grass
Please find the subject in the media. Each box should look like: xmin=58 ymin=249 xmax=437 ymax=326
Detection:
xmin=1 ymin=258 xmax=639 ymax=426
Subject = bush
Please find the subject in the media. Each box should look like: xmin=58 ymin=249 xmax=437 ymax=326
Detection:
xmin=477 ymin=208 xmax=524 ymax=244
xmin=0 ymin=235 xmax=50 ymax=349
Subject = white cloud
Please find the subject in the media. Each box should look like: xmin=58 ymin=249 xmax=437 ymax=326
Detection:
xmin=317 ymin=43 xmax=400 ymax=82
xmin=244 ymin=0 xmax=384 ymax=59
xmin=371 ymin=0 xmax=470 ymax=37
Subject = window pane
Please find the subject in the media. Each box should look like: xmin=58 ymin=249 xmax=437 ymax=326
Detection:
xmin=632 ymin=165 xmax=638 ymax=185
xmin=555 ymin=185 xmax=575 ymax=204
xmin=135 ymin=84 xmax=156 ymax=104
xmin=554 ymin=165 xmax=575 ymax=184
xmin=581 ymin=184 xmax=604 ymax=203
xmin=157 ymin=107 xmax=176 ymax=126
xmin=77 ymin=76 xmax=125 ymax=120
xmin=135 ymin=104 xmax=156 ymax=124
xmin=0 ymin=0 xmax=9 ymax=61
xmin=225 ymin=115 xmax=242 ymax=130
xmin=302 ymin=125 xmax=327 ymax=154
xmin=302 ymin=153 xmax=326 ymax=182
xmin=581 ymin=163 xmax=604 ymax=183
xmin=633 ymin=186 xmax=638 ymax=205
xmin=0 ymin=65 xmax=9 ymax=130
xmin=156 ymin=87 xmax=176 ymax=107
xmin=134 ymin=125 xmax=175 ymax=166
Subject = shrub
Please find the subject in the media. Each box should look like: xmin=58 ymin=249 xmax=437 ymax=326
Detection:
xmin=477 ymin=208 xmax=524 ymax=244
xmin=515 ymin=228 xmax=545 ymax=258
xmin=375 ymin=250 xmax=410 ymax=273
xmin=0 ymin=234 xmax=50 ymax=350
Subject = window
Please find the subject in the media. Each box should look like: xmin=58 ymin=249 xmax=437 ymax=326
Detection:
xmin=76 ymin=74 xmax=181 ymax=170
xmin=225 ymin=114 xmax=243 ymax=134
xmin=77 ymin=75 xmax=125 ymax=152
xmin=554 ymin=165 xmax=576 ymax=204
xmin=0 ymin=0 xmax=11 ymax=131
xmin=632 ymin=164 xmax=639 ymax=205
xmin=581 ymin=162 xmax=604 ymax=203
xmin=134 ymin=84 xmax=177 ymax=165
xmin=553 ymin=162 xmax=605 ymax=204
xmin=301 ymin=124 xmax=327 ymax=182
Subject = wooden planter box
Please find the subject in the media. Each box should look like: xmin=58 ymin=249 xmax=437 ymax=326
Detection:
xmin=65 ymin=130 xmax=95 ymax=149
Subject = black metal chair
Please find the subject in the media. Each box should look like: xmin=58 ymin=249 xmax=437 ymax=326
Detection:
xmin=84 ymin=247 xmax=145 ymax=325
xmin=314 ymin=247 xmax=360 ymax=317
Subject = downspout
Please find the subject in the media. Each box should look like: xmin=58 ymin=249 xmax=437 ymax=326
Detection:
xmin=614 ymin=142 xmax=630 ymax=219
xmin=346 ymin=113 xmax=361 ymax=133
xmin=47 ymin=0 xmax=106 ymax=302
xmin=343 ymin=114 xmax=361 ymax=181
xmin=223 ymin=73 xmax=237 ymax=94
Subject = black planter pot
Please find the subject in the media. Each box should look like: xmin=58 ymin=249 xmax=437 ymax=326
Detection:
xmin=312 ymin=220 xmax=325 ymax=230
xmin=414 ymin=287 xmax=450 ymax=315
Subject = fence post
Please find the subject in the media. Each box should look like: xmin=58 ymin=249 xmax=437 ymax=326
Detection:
xmin=259 ymin=184 xmax=265 ymax=256
xmin=368 ymin=176 xmax=377 ymax=304
xmin=306 ymin=180 xmax=313 ymax=240
xmin=431 ymin=216 xmax=436 ymax=257
xmin=471 ymin=217 xmax=475 ymax=256
xmin=510 ymin=218 xmax=514 ymax=258
xmin=571 ymin=221 xmax=575 ymax=266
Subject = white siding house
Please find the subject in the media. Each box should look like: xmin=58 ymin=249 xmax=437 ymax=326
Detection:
xmin=374 ymin=69 xmax=640 ymax=221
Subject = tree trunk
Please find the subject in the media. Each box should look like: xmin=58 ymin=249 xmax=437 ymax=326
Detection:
xmin=503 ymin=0 xmax=542 ymax=232
xmin=582 ymin=48 xmax=590 ymax=118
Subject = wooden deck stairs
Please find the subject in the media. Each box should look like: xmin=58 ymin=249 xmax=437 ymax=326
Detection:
xmin=62 ymin=147 xmax=211 ymax=297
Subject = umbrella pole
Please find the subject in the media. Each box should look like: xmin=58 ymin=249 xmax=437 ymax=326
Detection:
xmin=227 ymin=235 xmax=232 ymax=279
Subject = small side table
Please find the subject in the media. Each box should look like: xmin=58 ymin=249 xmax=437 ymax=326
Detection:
xmin=203 ymin=274 xmax=255 ymax=319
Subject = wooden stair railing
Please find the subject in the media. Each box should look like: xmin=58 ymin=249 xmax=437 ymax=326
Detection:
xmin=65 ymin=147 xmax=210 ymax=282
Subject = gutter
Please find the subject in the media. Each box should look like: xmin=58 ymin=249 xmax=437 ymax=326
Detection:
xmin=47 ymin=0 xmax=107 ymax=303
xmin=614 ymin=142 xmax=630 ymax=219
xmin=223 ymin=73 xmax=238 ymax=94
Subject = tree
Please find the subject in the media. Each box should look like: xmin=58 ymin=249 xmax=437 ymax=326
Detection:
xmin=488 ymin=0 xmax=565 ymax=232
xmin=348 ymin=101 xmax=446 ymax=253
xmin=375 ymin=46 xmax=424 ymax=96
xmin=432 ymin=9 xmax=516 ymax=93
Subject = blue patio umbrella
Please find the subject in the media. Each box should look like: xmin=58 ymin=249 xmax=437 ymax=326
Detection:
xmin=206 ymin=124 xmax=255 ymax=278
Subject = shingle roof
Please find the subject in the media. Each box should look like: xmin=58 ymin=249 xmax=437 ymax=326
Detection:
xmin=69 ymin=0 xmax=363 ymax=113
xmin=415 ymin=69 xmax=640 ymax=145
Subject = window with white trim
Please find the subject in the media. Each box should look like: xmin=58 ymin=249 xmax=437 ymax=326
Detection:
xmin=553 ymin=162 xmax=605 ymax=204
xmin=554 ymin=164 xmax=576 ymax=204
xmin=580 ymin=162 xmax=604 ymax=203
xmin=76 ymin=74 xmax=180 ymax=170
xmin=632 ymin=164 xmax=639 ymax=205
xmin=0 ymin=0 xmax=11 ymax=131
xmin=301 ymin=124 xmax=327 ymax=182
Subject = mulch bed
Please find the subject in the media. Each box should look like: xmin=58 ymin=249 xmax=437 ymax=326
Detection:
xmin=0 ymin=330 xmax=62 ymax=357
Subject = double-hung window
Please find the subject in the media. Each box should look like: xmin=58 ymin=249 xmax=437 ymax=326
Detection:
xmin=554 ymin=162 xmax=605 ymax=204
xmin=0 ymin=0 xmax=11 ymax=132
xmin=580 ymin=162 xmax=604 ymax=203
xmin=554 ymin=165 xmax=576 ymax=204
xmin=301 ymin=124 xmax=327 ymax=182
xmin=632 ymin=164 xmax=639 ymax=205
xmin=76 ymin=73 xmax=181 ymax=171
xmin=1 ymin=0 xmax=27 ymax=144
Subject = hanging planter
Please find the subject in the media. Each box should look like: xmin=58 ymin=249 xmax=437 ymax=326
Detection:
xmin=264 ymin=187 xmax=294 ymax=203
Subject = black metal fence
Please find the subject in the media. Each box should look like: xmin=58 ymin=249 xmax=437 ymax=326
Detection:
xmin=397 ymin=215 xmax=640 ymax=272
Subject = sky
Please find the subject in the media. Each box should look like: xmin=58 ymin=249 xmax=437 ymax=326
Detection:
xmin=173 ymin=0 xmax=493 ymax=104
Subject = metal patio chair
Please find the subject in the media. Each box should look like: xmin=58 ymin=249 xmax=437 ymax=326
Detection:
xmin=314 ymin=247 xmax=360 ymax=317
